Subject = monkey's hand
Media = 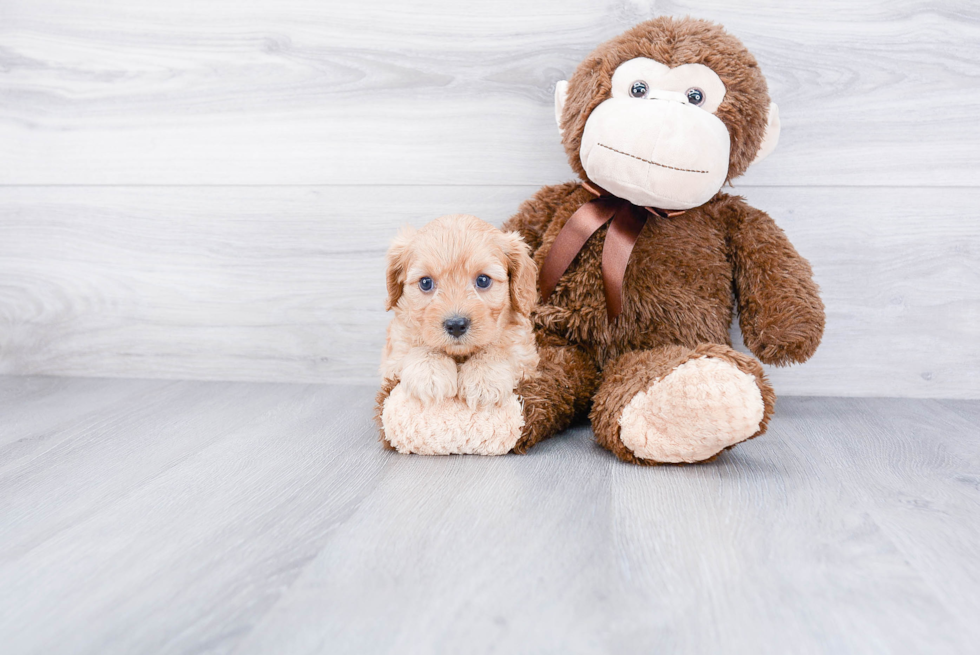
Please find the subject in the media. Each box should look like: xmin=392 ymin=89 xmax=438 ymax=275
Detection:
xmin=740 ymin=299 xmax=825 ymax=366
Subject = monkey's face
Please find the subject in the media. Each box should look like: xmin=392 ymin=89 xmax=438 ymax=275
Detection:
xmin=555 ymin=18 xmax=781 ymax=211
xmin=578 ymin=58 xmax=731 ymax=210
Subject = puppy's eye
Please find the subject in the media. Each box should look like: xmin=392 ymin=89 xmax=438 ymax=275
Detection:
xmin=686 ymin=87 xmax=705 ymax=106
xmin=475 ymin=274 xmax=492 ymax=289
xmin=418 ymin=277 xmax=434 ymax=292
xmin=629 ymin=80 xmax=648 ymax=98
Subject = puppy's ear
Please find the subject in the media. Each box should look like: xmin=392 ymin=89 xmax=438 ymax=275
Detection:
xmin=385 ymin=225 xmax=416 ymax=311
xmin=501 ymin=231 xmax=537 ymax=317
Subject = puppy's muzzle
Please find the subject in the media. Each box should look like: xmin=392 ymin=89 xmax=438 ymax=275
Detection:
xmin=443 ymin=315 xmax=471 ymax=338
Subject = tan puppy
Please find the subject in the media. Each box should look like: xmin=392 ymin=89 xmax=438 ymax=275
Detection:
xmin=381 ymin=214 xmax=539 ymax=409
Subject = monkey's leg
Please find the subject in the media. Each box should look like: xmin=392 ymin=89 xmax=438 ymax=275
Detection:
xmin=590 ymin=344 xmax=776 ymax=464
xmin=513 ymin=343 xmax=600 ymax=454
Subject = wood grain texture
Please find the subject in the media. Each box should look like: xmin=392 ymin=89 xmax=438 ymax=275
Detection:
xmin=1 ymin=377 xmax=979 ymax=654
xmin=1 ymin=1 xmax=977 ymax=396
xmin=0 ymin=378 xmax=389 ymax=654
xmin=1 ymin=185 xmax=978 ymax=397
xmin=1 ymin=0 xmax=978 ymax=185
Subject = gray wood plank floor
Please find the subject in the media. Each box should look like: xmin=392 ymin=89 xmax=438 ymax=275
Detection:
xmin=1 ymin=376 xmax=979 ymax=654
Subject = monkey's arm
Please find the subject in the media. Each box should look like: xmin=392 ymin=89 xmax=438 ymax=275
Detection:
xmin=727 ymin=197 xmax=825 ymax=366
xmin=502 ymin=182 xmax=582 ymax=252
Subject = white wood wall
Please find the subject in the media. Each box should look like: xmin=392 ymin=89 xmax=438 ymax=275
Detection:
xmin=1 ymin=0 xmax=978 ymax=398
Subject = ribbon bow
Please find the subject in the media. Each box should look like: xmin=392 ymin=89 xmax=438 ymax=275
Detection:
xmin=538 ymin=182 xmax=686 ymax=320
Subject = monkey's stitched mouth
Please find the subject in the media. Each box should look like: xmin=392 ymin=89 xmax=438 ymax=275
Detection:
xmin=597 ymin=143 xmax=709 ymax=174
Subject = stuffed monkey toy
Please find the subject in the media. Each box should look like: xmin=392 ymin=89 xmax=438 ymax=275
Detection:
xmin=507 ymin=17 xmax=825 ymax=464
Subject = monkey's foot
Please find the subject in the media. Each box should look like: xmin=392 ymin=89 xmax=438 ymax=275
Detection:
xmin=617 ymin=357 xmax=765 ymax=463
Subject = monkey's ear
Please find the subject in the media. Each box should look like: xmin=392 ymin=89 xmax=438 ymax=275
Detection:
xmin=501 ymin=231 xmax=538 ymax=317
xmin=384 ymin=226 xmax=416 ymax=311
xmin=751 ymin=102 xmax=781 ymax=166
xmin=554 ymin=80 xmax=569 ymax=136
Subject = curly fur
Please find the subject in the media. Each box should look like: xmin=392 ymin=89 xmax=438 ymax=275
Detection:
xmin=377 ymin=214 xmax=540 ymax=454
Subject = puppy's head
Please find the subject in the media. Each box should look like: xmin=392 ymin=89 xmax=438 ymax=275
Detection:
xmin=385 ymin=214 xmax=536 ymax=357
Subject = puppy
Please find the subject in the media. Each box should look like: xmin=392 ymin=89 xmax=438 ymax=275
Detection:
xmin=381 ymin=214 xmax=539 ymax=409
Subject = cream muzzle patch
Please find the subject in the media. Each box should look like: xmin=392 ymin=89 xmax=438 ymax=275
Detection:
xmin=579 ymin=98 xmax=731 ymax=210
xmin=555 ymin=57 xmax=780 ymax=209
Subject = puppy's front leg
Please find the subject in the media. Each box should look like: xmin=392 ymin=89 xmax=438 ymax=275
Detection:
xmin=399 ymin=347 xmax=458 ymax=405
xmin=457 ymin=348 xmax=519 ymax=410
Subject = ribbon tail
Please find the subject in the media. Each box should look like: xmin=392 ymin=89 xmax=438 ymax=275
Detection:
xmin=539 ymin=198 xmax=617 ymax=301
xmin=601 ymin=203 xmax=647 ymax=320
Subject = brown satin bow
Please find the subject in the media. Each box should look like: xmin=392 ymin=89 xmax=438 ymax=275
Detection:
xmin=538 ymin=181 xmax=686 ymax=320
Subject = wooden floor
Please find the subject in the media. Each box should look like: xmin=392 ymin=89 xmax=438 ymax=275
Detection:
xmin=1 ymin=376 xmax=978 ymax=654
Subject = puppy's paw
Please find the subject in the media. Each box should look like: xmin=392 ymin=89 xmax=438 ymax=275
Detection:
xmin=400 ymin=352 xmax=458 ymax=405
xmin=457 ymin=360 xmax=516 ymax=410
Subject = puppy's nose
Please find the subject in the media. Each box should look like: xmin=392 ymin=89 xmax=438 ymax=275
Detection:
xmin=443 ymin=316 xmax=471 ymax=338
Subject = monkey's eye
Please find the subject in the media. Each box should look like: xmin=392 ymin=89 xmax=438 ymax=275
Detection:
xmin=475 ymin=274 xmax=492 ymax=289
xmin=418 ymin=277 xmax=434 ymax=292
xmin=629 ymin=81 xmax=648 ymax=98
xmin=686 ymin=87 xmax=705 ymax=106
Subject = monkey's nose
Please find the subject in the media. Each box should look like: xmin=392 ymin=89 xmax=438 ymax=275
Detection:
xmin=443 ymin=316 xmax=471 ymax=338
xmin=646 ymin=89 xmax=689 ymax=104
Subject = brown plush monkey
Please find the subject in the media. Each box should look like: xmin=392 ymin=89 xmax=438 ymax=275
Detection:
xmin=507 ymin=17 xmax=825 ymax=464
